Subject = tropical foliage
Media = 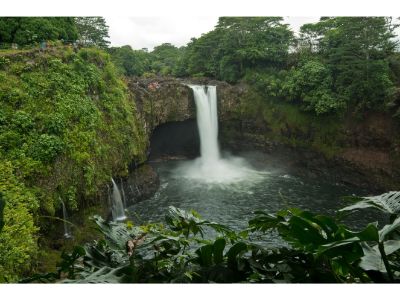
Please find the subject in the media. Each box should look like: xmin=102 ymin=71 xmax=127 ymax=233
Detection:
xmin=24 ymin=192 xmax=400 ymax=283
xmin=0 ymin=47 xmax=147 ymax=281
xmin=74 ymin=17 xmax=110 ymax=48
xmin=0 ymin=17 xmax=110 ymax=48
xmin=174 ymin=17 xmax=400 ymax=116
xmin=0 ymin=17 xmax=78 ymax=46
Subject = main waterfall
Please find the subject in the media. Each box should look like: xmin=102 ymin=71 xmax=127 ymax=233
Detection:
xmin=190 ymin=85 xmax=220 ymax=163
xmin=178 ymin=84 xmax=264 ymax=184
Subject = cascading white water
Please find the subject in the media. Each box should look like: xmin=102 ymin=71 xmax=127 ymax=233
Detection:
xmin=111 ymin=178 xmax=126 ymax=221
xmin=60 ymin=199 xmax=72 ymax=239
xmin=190 ymin=85 xmax=220 ymax=163
xmin=120 ymin=178 xmax=127 ymax=207
xmin=180 ymin=85 xmax=265 ymax=184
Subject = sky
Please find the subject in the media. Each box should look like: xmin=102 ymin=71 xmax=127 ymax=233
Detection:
xmin=105 ymin=16 xmax=321 ymax=51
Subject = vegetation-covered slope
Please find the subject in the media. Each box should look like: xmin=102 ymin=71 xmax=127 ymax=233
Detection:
xmin=0 ymin=47 xmax=147 ymax=281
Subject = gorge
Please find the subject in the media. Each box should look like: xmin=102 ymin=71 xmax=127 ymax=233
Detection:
xmin=1 ymin=16 xmax=400 ymax=283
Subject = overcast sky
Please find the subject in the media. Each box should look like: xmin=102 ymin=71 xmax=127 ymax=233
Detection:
xmin=105 ymin=16 xmax=320 ymax=51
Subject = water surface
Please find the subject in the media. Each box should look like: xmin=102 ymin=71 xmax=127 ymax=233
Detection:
xmin=128 ymin=153 xmax=386 ymax=243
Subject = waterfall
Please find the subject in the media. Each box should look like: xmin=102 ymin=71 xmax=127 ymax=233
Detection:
xmin=189 ymin=85 xmax=220 ymax=163
xmin=60 ymin=199 xmax=72 ymax=239
xmin=179 ymin=84 xmax=263 ymax=184
xmin=111 ymin=178 xmax=126 ymax=221
xmin=120 ymin=178 xmax=127 ymax=207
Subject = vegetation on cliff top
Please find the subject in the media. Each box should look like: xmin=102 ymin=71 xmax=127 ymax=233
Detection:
xmin=0 ymin=17 xmax=109 ymax=48
xmin=0 ymin=47 xmax=147 ymax=281
xmin=109 ymin=17 xmax=400 ymax=118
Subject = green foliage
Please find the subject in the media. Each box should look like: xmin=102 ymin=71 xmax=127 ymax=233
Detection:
xmin=180 ymin=17 xmax=293 ymax=83
xmin=150 ymin=43 xmax=185 ymax=76
xmin=0 ymin=47 xmax=148 ymax=280
xmin=284 ymin=60 xmax=345 ymax=114
xmin=298 ymin=17 xmax=398 ymax=114
xmin=0 ymin=161 xmax=39 ymax=282
xmin=24 ymin=193 xmax=400 ymax=283
xmin=0 ymin=17 xmax=78 ymax=45
xmin=174 ymin=16 xmax=399 ymax=116
xmin=109 ymin=45 xmax=151 ymax=76
xmin=74 ymin=17 xmax=110 ymax=48
xmin=340 ymin=192 xmax=400 ymax=215
xmin=0 ymin=193 xmax=4 ymax=233
xmin=109 ymin=43 xmax=185 ymax=77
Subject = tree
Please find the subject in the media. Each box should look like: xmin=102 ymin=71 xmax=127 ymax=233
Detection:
xmin=298 ymin=17 xmax=398 ymax=112
xmin=180 ymin=17 xmax=293 ymax=82
xmin=284 ymin=60 xmax=344 ymax=114
xmin=109 ymin=45 xmax=151 ymax=76
xmin=0 ymin=17 xmax=78 ymax=45
xmin=150 ymin=43 xmax=184 ymax=76
xmin=74 ymin=17 xmax=110 ymax=48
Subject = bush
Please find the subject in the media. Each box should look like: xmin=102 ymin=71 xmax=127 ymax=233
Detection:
xmin=0 ymin=161 xmax=39 ymax=282
xmin=24 ymin=195 xmax=400 ymax=283
xmin=0 ymin=47 xmax=148 ymax=280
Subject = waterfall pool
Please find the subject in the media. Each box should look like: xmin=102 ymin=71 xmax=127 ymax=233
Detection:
xmin=127 ymin=154 xmax=386 ymax=245
xmin=127 ymin=84 xmax=386 ymax=245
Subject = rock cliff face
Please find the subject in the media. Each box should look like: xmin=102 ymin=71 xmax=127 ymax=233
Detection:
xmin=127 ymin=77 xmax=400 ymax=192
xmin=127 ymin=77 xmax=195 ymax=135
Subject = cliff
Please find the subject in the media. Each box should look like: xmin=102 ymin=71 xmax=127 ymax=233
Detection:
xmin=127 ymin=76 xmax=400 ymax=192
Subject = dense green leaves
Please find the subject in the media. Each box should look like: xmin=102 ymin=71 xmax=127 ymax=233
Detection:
xmin=0 ymin=17 xmax=78 ymax=46
xmin=179 ymin=17 xmax=293 ymax=83
xmin=25 ymin=197 xmax=400 ymax=283
xmin=109 ymin=46 xmax=151 ymax=76
xmin=109 ymin=43 xmax=185 ymax=77
xmin=74 ymin=17 xmax=110 ymax=48
xmin=173 ymin=16 xmax=400 ymax=116
xmin=0 ymin=47 xmax=148 ymax=281
xmin=0 ymin=193 xmax=4 ymax=233
xmin=340 ymin=191 xmax=400 ymax=215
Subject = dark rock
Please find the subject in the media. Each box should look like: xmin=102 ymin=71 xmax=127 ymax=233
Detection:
xmin=123 ymin=164 xmax=160 ymax=205
xmin=127 ymin=76 xmax=400 ymax=192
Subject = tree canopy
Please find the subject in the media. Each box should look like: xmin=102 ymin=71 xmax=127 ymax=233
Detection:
xmin=0 ymin=17 xmax=78 ymax=45
xmin=74 ymin=17 xmax=110 ymax=48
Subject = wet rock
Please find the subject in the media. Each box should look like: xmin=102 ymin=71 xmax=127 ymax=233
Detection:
xmin=127 ymin=76 xmax=400 ymax=192
xmin=124 ymin=164 xmax=160 ymax=205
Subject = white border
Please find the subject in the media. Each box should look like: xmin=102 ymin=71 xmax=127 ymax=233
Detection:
xmin=0 ymin=0 xmax=399 ymax=16
xmin=1 ymin=0 xmax=400 ymax=298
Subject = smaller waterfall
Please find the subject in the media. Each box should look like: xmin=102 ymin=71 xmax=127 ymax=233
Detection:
xmin=111 ymin=178 xmax=126 ymax=221
xmin=107 ymin=185 xmax=111 ymax=207
xmin=60 ymin=199 xmax=72 ymax=239
xmin=136 ymin=184 xmax=141 ymax=196
xmin=120 ymin=178 xmax=127 ymax=207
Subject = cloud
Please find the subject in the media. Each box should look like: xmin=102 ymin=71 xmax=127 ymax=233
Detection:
xmin=105 ymin=16 xmax=327 ymax=51
xmin=106 ymin=16 xmax=219 ymax=50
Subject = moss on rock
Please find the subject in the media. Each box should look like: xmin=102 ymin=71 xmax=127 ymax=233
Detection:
xmin=0 ymin=47 xmax=148 ymax=280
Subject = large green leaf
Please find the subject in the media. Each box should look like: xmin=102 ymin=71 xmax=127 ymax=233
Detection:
xmin=92 ymin=215 xmax=140 ymax=250
xmin=379 ymin=215 xmax=400 ymax=242
xmin=213 ymin=238 xmax=226 ymax=264
xmin=226 ymin=242 xmax=248 ymax=267
xmin=359 ymin=243 xmax=386 ymax=273
xmin=195 ymin=244 xmax=214 ymax=267
xmin=340 ymin=191 xmax=400 ymax=214
xmin=373 ymin=240 xmax=400 ymax=256
xmin=165 ymin=206 xmax=233 ymax=238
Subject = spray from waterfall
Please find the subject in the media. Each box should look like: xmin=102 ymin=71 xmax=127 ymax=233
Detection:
xmin=111 ymin=178 xmax=126 ymax=221
xmin=177 ymin=84 xmax=265 ymax=184
xmin=60 ymin=198 xmax=72 ymax=239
